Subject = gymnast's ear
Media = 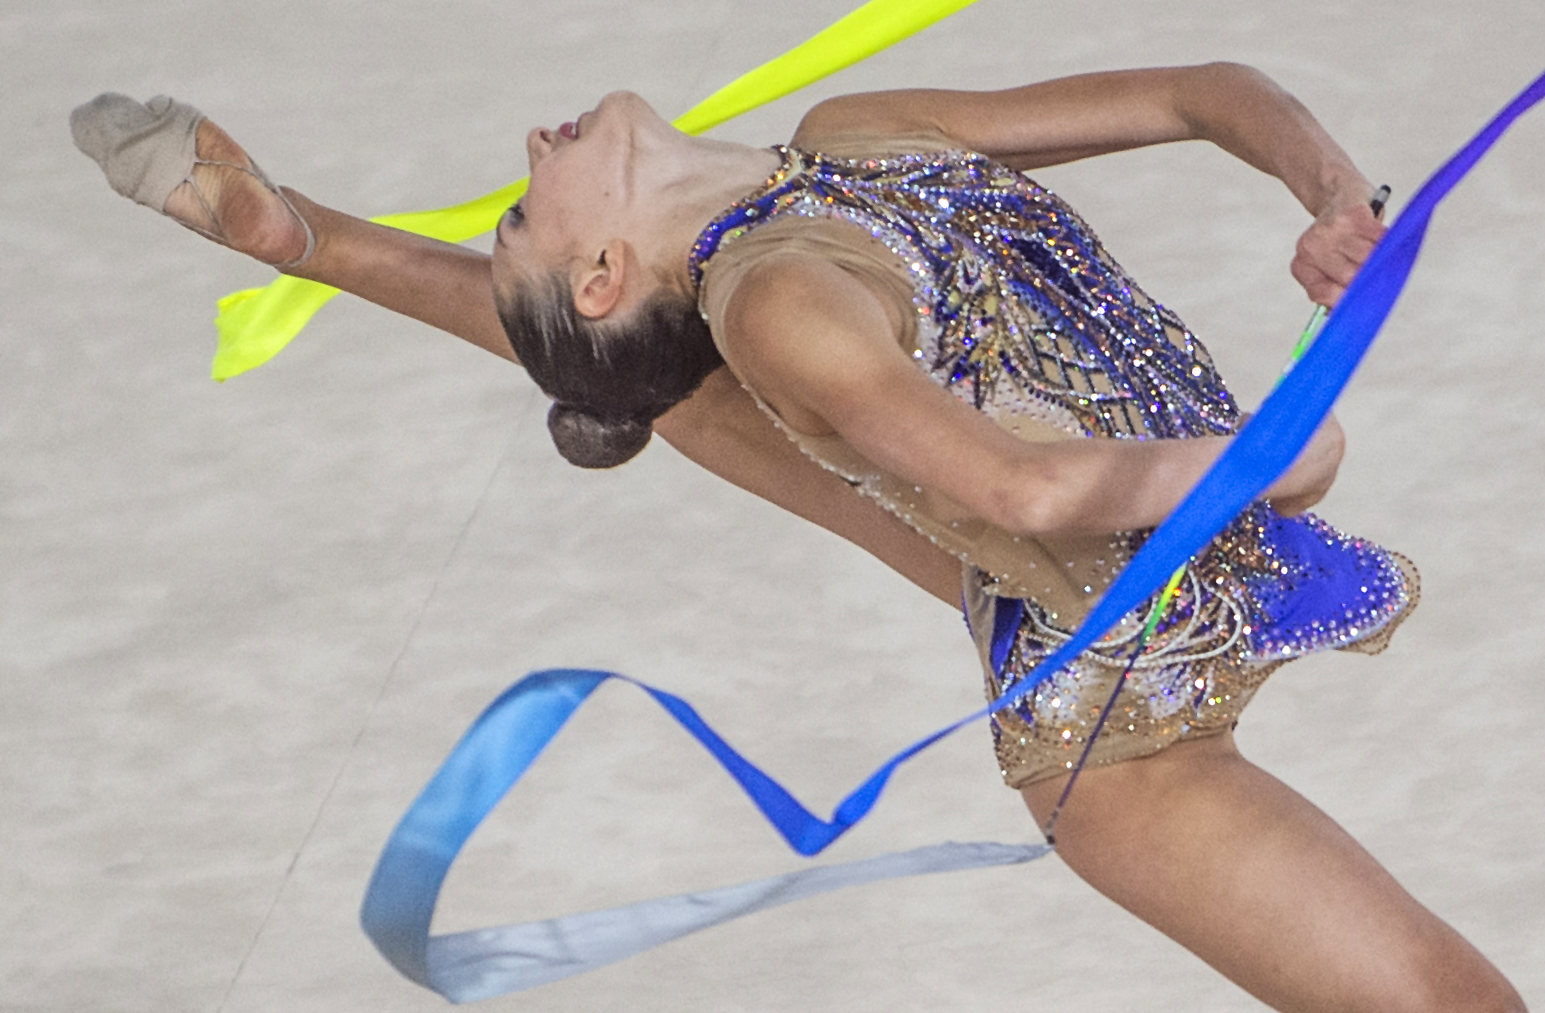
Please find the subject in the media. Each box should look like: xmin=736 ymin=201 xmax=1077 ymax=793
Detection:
xmin=570 ymin=239 xmax=630 ymax=319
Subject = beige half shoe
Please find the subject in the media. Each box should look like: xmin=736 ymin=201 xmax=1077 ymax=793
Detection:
xmin=70 ymin=92 xmax=315 ymax=268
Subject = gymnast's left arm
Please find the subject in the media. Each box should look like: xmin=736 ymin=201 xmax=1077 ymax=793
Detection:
xmin=796 ymin=63 xmax=1386 ymax=305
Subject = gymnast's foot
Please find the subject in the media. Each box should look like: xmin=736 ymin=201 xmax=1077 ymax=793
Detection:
xmin=71 ymin=93 xmax=314 ymax=268
xmin=164 ymin=119 xmax=312 ymax=267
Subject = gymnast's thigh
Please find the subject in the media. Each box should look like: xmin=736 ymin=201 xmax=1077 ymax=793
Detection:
xmin=1016 ymin=732 xmax=1523 ymax=1013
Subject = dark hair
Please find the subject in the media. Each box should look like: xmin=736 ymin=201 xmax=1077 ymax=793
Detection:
xmin=498 ymin=272 xmax=724 ymax=468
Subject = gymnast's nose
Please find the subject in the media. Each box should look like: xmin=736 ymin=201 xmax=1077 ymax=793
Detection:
xmin=526 ymin=126 xmax=554 ymax=167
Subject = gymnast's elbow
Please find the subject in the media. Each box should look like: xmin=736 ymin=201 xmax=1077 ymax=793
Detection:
xmin=979 ymin=454 xmax=1089 ymax=538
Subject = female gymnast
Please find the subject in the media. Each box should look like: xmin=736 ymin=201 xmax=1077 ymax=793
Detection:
xmin=72 ymin=63 xmax=1526 ymax=1011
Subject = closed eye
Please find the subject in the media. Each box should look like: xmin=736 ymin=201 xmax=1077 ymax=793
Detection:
xmin=495 ymin=200 xmax=527 ymax=250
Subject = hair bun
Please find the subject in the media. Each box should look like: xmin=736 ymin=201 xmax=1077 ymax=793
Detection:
xmin=547 ymin=402 xmax=653 ymax=469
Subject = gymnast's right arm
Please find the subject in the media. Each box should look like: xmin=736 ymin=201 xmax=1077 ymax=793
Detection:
xmin=280 ymin=192 xmax=965 ymax=606
xmin=795 ymin=63 xmax=1384 ymax=308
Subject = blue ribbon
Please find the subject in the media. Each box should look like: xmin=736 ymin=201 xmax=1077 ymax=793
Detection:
xmin=361 ymin=69 xmax=1545 ymax=1002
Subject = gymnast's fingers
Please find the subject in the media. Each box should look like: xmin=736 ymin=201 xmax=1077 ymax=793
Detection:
xmin=1290 ymin=255 xmax=1344 ymax=307
xmin=1291 ymin=202 xmax=1387 ymax=306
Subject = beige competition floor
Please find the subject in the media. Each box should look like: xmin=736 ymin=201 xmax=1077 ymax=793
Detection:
xmin=2 ymin=1 xmax=1542 ymax=1010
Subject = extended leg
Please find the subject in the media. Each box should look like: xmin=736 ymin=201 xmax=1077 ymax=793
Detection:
xmin=1022 ymin=732 xmax=1525 ymax=1013
xmin=98 ymin=109 xmax=966 ymax=603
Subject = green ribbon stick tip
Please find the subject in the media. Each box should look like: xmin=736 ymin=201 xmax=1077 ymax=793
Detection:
xmin=209 ymin=0 xmax=980 ymax=381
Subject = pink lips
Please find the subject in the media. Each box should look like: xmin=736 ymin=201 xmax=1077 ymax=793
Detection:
xmin=558 ymin=120 xmax=578 ymax=140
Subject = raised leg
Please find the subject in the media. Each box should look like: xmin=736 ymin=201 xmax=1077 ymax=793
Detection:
xmin=1022 ymin=732 xmax=1526 ymax=1013
xmin=92 ymin=109 xmax=967 ymax=604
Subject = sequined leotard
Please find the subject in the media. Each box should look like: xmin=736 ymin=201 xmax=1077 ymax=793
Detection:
xmin=690 ymin=140 xmax=1417 ymax=786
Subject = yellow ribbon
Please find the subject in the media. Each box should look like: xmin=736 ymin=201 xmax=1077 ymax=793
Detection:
xmin=210 ymin=0 xmax=979 ymax=380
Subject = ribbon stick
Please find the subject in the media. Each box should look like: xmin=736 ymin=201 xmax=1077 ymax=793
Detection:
xmin=360 ymin=68 xmax=1545 ymax=1002
xmin=209 ymin=0 xmax=978 ymax=380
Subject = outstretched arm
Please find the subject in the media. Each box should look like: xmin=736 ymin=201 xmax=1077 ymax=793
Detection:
xmin=796 ymin=63 xmax=1385 ymax=305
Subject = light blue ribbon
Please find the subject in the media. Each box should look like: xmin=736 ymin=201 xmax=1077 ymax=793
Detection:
xmin=361 ymin=69 xmax=1545 ymax=1002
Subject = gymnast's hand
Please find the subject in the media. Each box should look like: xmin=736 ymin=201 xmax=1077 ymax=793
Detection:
xmin=1290 ymin=191 xmax=1387 ymax=307
xmin=1262 ymin=414 xmax=1344 ymax=516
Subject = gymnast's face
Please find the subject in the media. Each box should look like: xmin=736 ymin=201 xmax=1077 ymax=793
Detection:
xmin=492 ymin=91 xmax=673 ymax=317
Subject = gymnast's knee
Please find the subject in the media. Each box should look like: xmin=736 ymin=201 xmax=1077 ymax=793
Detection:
xmin=1400 ymin=951 xmax=1527 ymax=1013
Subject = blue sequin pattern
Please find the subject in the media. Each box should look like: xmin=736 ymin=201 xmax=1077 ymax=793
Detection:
xmin=688 ymin=146 xmax=1412 ymax=674
xmin=690 ymin=146 xmax=1241 ymax=440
